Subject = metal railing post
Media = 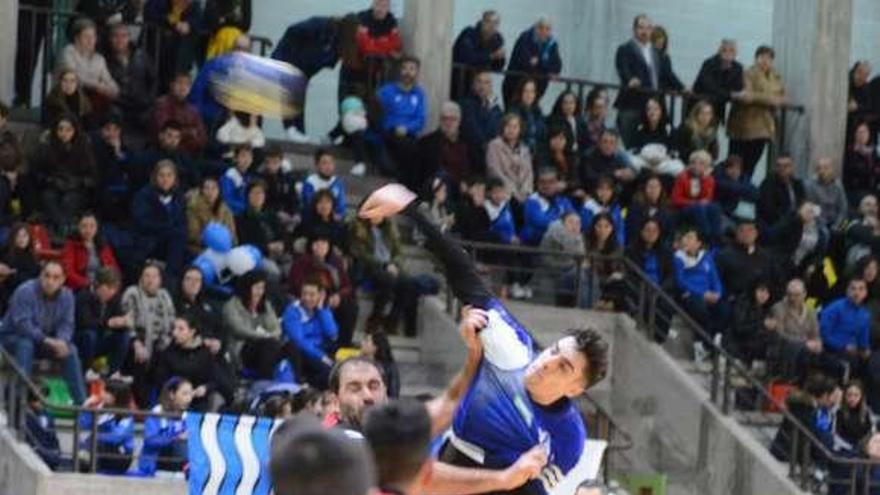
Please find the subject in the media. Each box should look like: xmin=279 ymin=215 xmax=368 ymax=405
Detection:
xmin=722 ymin=354 xmax=731 ymax=414
xmin=89 ymin=412 xmax=99 ymax=473
xmin=710 ymin=345 xmax=720 ymax=404
xmin=574 ymin=256 xmax=584 ymax=308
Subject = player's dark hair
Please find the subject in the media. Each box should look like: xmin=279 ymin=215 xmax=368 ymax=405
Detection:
xmin=363 ymin=399 xmax=431 ymax=487
xmin=329 ymin=356 xmax=385 ymax=393
xmin=570 ymin=328 xmax=609 ymax=388
xmin=270 ymin=414 xmax=375 ymax=495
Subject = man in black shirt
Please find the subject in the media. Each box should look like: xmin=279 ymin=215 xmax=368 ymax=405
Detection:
xmin=692 ymin=39 xmax=744 ymax=123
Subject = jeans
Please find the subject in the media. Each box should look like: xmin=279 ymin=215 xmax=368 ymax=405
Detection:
xmin=75 ymin=328 xmax=131 ymax=375
xmin=680 ymin=203 xmax=723 ymax=246
xmin=2 ymin=335 xmax=87 ymax=404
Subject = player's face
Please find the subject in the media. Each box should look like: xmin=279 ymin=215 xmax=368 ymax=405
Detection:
xmin=525 ymin=336 xmax=588 ymax=400
xmin=336 ymin=361 xmax=387 ymax=427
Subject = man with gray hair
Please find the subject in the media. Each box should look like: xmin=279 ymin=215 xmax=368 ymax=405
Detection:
xmin=452 ymin=10 xmax=506 ymax=99
xmin=502 ymin=16 xmax=562 ymax=107
xmin=418 ymin=100 xmax=475 ymax=187
xmin=692 ymin=38 xmax=745 ymax=122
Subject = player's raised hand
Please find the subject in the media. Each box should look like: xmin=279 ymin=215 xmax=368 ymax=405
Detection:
xmin=459 ymin=305 xmax=488 ymax=355
xmin=358 ymin=183 xmax=417 ymax=222
xmin=502 ymin=445 xmax=549 ymax=490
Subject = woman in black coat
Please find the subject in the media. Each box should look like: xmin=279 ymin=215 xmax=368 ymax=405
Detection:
xmin=625 ymin=218 xmax=675 ymax=342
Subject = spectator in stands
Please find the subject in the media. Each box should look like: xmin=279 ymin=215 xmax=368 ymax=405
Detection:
xmin=712 ymin=155 xmax=758 ymax=219
xmin=836 ymin=380 xmax=874 ymax=449
xmin=692 ymin=39 xmax=744 ymax=122
xmin=121 ymin=262 xmax=175 ymax=402
xmin=651 ymin=26 xmax=685 ymax=93
xmin=138 ymin=376 xmax=191 ymax=475
xmin=363 ymin=399 xmax=432 ymax=495
xmin=216 ymin=111 xmax=266 ymax=154
xmin=502 ymin=17 xmax=562 ymax=107
xmin=92 ymin=112 xmax=134 ymax=222
xmin=258 ymin=145 xmax=300 ymax=232
xmin=459 ymin=70 xmax=503 ymax=173
xmin=290 ymin=231 xmax=357 ymax=348
xmin=770 ymin=374 xmax=837 ymax=462
xmin=25 ymin=381 xmax=61 ymax=471
xmin=145 ymin=0 xmax=202 ymax=91
xmin=59 ymin=18 xmax=120 ymax=109
xmin=186 ymin=176 xmax=237 ymax=254
xmin=0 ymin=224 xmax=41 ymax=305
xmin=237 ymin=180 xmax=286 ymax=282
xmin=625 ymin=174 xmax=675 ymax=245
xmin=133 ymin=120 xmax=199 ymax=190
xmin=0 ymin=261 xmax=86 ymax=403
xmin=1 ymin=261 xmax=86 ymax=404
xmin=222 ymin=269 xmax=294 ymax=380
xmin=582 ymin=87 xmax=610 ymax=153
xmin=272 ymin=14 xmax=359 ymax=142
xmin=154 ymin=316 xmax=234 ymax=410
xmin=106 ymin=22 xmax=156 ymax=128
xmin=75 ymin=1 xmax=134 ymax=31
xmin=584 ymin=212 xmax=626 ymax=310
xmin=413 ymin=177 xmax=455 ymax=244
xmin=220 ymin=144 xmax=255 ymax=216
xmin=360 ymin=331 xmax=399 ymax=398
xmin=188 ymin=34 xmax=251 ymax=130
xmin=728 ymin=279 xmax=774 ymax=363
xmin=78 ymin=378 xmax=135 ymax=473
xmin=510 ymin=79 xmax=546 ymax=153
xmin=614 ymin=14 xmax=677 ymax=147
xmin=33 ymin=114 xmax=97 ymax=235
xmin=451 ymin=10 xmax=504 ymax=100
xmin=377 ymin=55 xmax=427 ymax=189
xmin=131 ymin=161 xmax=187 ymax=275
xmin=301 ymin=149 xmax=346 ymax=221
xmin=484 ymin=178 xmax=525 ymax=297
xmin=486 ymin=113 xmax=533 ymax=206
xmin=670 ymin=150 xmax=722 ymax=246
xmin=348 ymin=0 xmax=402 ymax=98
xmin=769 ymin=278 xmax=822 ymax=380
xmin=60 ymin=212 xmax=119 ymax=292
xmin=45 ymin=69 xmax=93 ymax=127
xmin=538 ymin=211 xmax=585 ymax=307
xmin=673 ymin=227 xmax=725 ymax=360
xmin=74 ymin=267 xmax=129 ymax=376
xmin=844 ymin=121 xmax=878 ymax=208
xmin=536 ymin=126 xmax=579 ymax=189
xmin=848 ymin=61 xmax=874 ymax=135
xmin=628 ymin=96 xmax=683 ymax=179
xmin=0 ymin=101 xmax=23 ymax=173
xmin=579 ymin=129 xmax=635 ymax=193
xmin=806 ymin=158 xmax=849 ymax=229
xmin=282 ymin=278 xmax=338 ymax=389
xmin=150 ymin=72 xmax=208 ymax=156
xmin=418 ymin=102 xmax=474 ymax=189
xmin=521 ymin=168 xmax=573 ymax=246
xmin=820 ymin=278 xmax=871 ymax=379
xmin=675 ymin=100 xmax=719 ymax=161
xmin=715 ymin=216 xmax=775 ymax=302
xmin=846 ymin=194 xmax=880 ymax=274
xmin=577 ymin=176 xmax=626 ymax=247
xmin=757 ymin=154 xmax=805 ymax=230
xmin=349 ymin=215 xmax=419 ymax=336
xmin=173 ymin=266 xmax=223 ymax=354
xmin=728 ymin=45 xmax=787 ymax=182
xmin=294 ymin=190 xmax=348 ymax=254
xmin=626 ymin=218 xmax=675 ymax=341
xmin=453 ymin=177 xmax=493 ymax=244
xmin=548 ymin=91 xmax=586 ymax=157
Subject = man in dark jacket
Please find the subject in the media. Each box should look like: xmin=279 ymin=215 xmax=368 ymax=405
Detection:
xmin=131 ymin=160 xmax=188 ymax=275
xmin=451 ymin=10 xmax=505 ymax=99
xmin=758 ymin=154 xmax=806 ymax=230
xmin=74 ymin=267 xmax=130 ymax=375
xmin=501 ymin=17 xmax=562 ymax=107
xmin=712 ymin=155 xmax=758 ymax=217
xmin=459 ymin=70 xmax=503 ymax=174
xmin=614 ymin=14 xmax=677 ymax=148
xmin=417 ymin=102 xmax=473 ymax=189
xmin=106 ymin=23 xmax=156 ymax=129
xmin=714 ymin=217 xmax=777 ymax=302
xmin=692 ymin=39 xmax=744 ymax=123
xmin=770 ymin=374 xmax=837 ymax=463
xmin=578 ymin=129 xmax=635 ymax=192
xmin=93 ymin=112 xmax=134 ymax=225
xmin=131 ymin=121 xmax=198 ymax=191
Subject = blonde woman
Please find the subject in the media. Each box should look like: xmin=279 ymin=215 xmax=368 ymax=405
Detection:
xmin=486 ymin=113 xmax=533 ymax=205
xmin=676 ymin=99 xmax=720 ymax=161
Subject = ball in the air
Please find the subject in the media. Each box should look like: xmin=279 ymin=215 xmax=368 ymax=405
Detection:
xmin=210 ymin=52 xmax=307 ymax=118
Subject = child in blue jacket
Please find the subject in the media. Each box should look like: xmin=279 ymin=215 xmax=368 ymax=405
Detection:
xmin=78 ymin=379 xmax=135 ymax=474
xmin=519 ymin=168 xmax=573 ymax=246
xmin=282 ymin=279 xmax=339 ymax=389
xmin=139 ymin=377 xmax=191 ymax=476
xmin=578 ymin=176 xmax=625 ymax=247
xmin=220 ymin=144 xmax=254 ymax=215
xmin=300 ymin=149 xmax=347 ymax=220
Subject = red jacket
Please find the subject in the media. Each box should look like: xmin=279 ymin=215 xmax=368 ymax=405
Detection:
xmin=60 ymin=237 xmax=120 ymax=291
xmin=671 ymin=170 xmax=716 ymax=208
xmin=151 ymin=95 xmax=208 ymax=155
xmin=289 ymin=253 xmax=353 ymax=299
xmin=355 ymin=9 xmax=402 ymax=58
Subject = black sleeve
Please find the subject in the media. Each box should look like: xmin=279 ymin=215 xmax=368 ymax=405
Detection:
xmin=402 ymin=201 xmax=492 ymax=307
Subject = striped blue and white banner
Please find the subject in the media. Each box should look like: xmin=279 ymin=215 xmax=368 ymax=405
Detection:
xmin=186 ymin=413 xmax=283 ymax=495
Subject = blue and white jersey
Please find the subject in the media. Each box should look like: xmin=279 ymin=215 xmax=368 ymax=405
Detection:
xmin=451 ymin=298 xmax=587 ymax=494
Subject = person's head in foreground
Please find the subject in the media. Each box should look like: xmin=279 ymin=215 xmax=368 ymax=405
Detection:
xmin=271 ymin=414 xmax=376 ymax=495
xmin=330 ymin=356 xmax=388 ymax=428
xmin=363 ymin=399 xmax=433 ymax=494
xmin=525 ymin=329 xmax=609 ymax=404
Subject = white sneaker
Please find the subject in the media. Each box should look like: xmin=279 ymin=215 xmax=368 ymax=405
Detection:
xmin=286 ymin=127 xmax=315 ymax=144
xmin=85 ymin=368 xmax=101 ymax=383
xmin=693 ymin=342 xmax=707 ymax=364
xmin=350 ymin=162 xmax=367 ymax=176
xmin=523 ymin=286 xmax=534 ymax=299
xmin=511 ymin=283 xmax=526 ymax=299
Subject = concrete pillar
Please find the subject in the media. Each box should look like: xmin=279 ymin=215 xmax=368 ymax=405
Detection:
xmin=772 ymin=0 xmax=852 ymax=175
xmin=0 ymin=0 xmax=18 ymax=103
xmin=401 ymin=0 xmax=455 ymax=133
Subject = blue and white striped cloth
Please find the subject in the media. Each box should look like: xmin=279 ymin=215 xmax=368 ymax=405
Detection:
xmin=186 ymin=413 xmax=283 ymax=495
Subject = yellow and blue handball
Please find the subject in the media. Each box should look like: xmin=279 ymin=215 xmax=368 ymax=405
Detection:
xmin=210 ymin=52 xmax=307 ymax=119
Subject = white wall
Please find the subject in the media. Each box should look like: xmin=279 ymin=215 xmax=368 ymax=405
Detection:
xmin=851 ymin=0 xmax=880 ymax=69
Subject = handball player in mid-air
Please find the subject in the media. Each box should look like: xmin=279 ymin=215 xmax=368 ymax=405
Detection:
xmin=360 ymin=184 xmax=609 ymax=494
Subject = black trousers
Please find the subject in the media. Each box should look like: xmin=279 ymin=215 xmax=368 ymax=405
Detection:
xmin=14 ymin=5 xmax=48 ymax=105
xmin=728 ymin=138 xmax=770 ymax=182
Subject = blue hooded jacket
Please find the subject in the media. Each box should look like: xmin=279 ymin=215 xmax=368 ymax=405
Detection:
xmin=520 ymin=193 xmax=574 ymax=245
xmin=138 ymin=404 xmax=186 ymax=475
xmin=819 ymin=297 xmax=870 ymax=352
xmin=282 ymin=301 xmax=338 ymax=365
xmin=301 ymin=173 xmax=347 ymax=219
xmin=673 ymin=249 xmax=723 ymax=298
xmin=377 ymin=82 xmax=427 ymax=136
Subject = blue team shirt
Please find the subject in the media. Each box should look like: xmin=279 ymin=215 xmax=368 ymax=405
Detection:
xmin=451 ymin=298 xmax=587 ymax=494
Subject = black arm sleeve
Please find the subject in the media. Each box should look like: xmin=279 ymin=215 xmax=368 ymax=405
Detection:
xmin=402 ymin=201 xmax=493 ymax=307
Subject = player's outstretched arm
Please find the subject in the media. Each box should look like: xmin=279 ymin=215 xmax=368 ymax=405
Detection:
xmin=359 ymin=183 xmax=492 ymax=306
xmin=425 ymin=445 xmax=548 ymax=495
xmin=426 ymin=305 xmax=487 ymax=436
